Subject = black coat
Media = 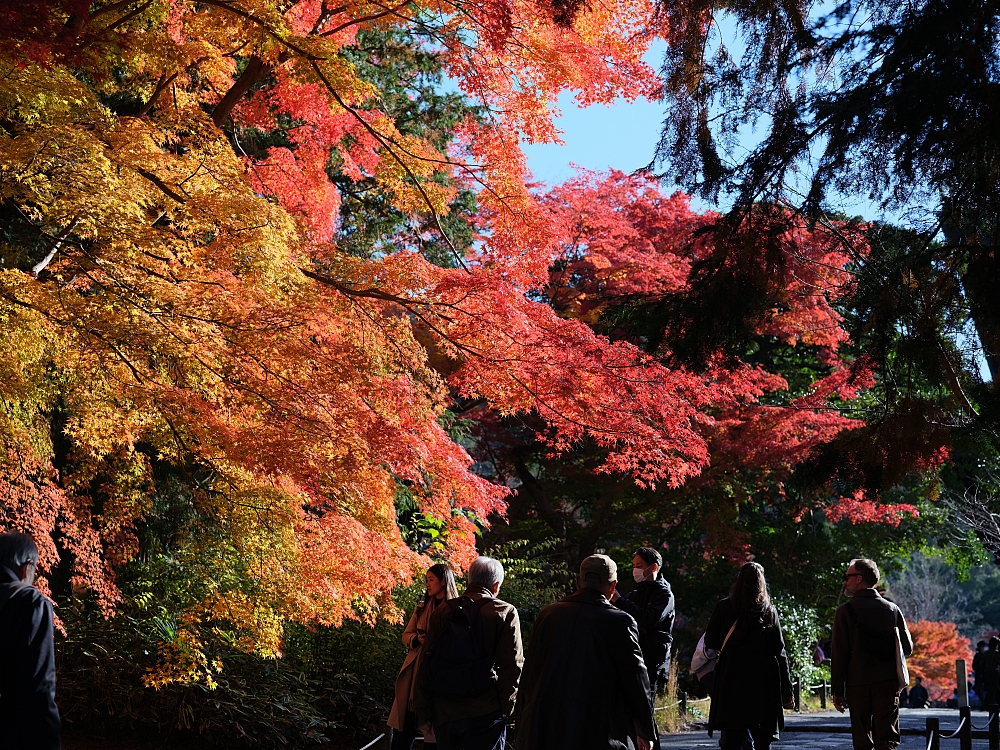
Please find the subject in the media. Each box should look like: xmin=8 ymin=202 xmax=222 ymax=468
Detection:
xmin=0 ymin=566 xmax=61 ymax=749
xmin=981 ymin=650 xmax=1000 ymax=690
xmin=705 ymin=597 xmax=792 ymax=738
xmin=514 ymin=587 xmax=656 ymax=750
xmin=909 ymin=683 xmax=929 ymax=708
xmin=614 ymin=578 xmax=675 ymax=684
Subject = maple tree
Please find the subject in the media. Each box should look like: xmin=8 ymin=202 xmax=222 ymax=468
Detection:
xmin=645 ymin=0 xmax=1000 ymax=563
xmin=0 ymin=0 xmax=868 ymax=687
xmin=477 ymin=169 xmax=925 ymax=604
xmin=0 ymin=0 xmax=934 ymax=708
xmin=907 ymin=620 xmax=973 ymax=702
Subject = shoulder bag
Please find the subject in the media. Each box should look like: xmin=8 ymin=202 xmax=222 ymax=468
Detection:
xmin=691 ymin=620 xmax=738 ymax=681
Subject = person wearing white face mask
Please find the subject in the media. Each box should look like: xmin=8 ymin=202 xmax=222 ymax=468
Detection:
xmin=611 ymin=547 xmax=675 ymax=701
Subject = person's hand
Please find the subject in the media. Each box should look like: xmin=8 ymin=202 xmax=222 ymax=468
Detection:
xmin=637 ymin=737 xmax=651 ymax=750
xmin=783 ymin=698 xmax=795 ymax=710
xmin=832 ymin=696 xmax=846 ymax=713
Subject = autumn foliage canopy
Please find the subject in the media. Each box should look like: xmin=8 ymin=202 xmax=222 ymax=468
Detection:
xmin=0 ymin=0 xmax=911 ymax=684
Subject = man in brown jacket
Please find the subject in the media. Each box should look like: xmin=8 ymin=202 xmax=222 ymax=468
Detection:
xmin=831 ymin=558 xmax=913 ymax=750
xmin=413 ymin=556 xmax=523 ymax=750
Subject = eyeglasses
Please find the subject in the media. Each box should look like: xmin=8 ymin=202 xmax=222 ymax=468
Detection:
xmin=843 ymin=572 xmax=861 ymax=582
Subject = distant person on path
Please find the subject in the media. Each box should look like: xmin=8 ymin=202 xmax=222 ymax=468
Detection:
xmin=832 ymin=558 xmax=913 ymax=750
xmin=813 ymin=641 xmax=827 ymax=667
xmin=980 ymin=635 xmax=1000 ymax=708
xmin=705 ymin=562 xmax=794 ymax=750
xmin=946 ymin=688 xmax=959 ymax=709
xmin=389 ymin=563 xmax=459 ymax=750
xmin=611 ymin=547 xmax=675 ymax=699
xmin=973 ymin=640 xmax=988 ymax=705
xmin=514 ymin=554 xmax=656 ymax=750
xmin=414 ymin=556 xmax=523 ymax=750
xmin=908 ymin=678 xmax=928 ymax=708
xmin=0 ymin=532 xmax=61 ymax=749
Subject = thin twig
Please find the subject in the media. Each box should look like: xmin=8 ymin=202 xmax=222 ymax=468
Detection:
xmin=315 ymin=63 xmax=471 ymax=271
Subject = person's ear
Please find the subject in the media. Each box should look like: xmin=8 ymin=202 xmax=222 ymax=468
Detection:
xmin=16 ymin=561 xmax=34 ymax=585
xmin=491 ymin=581 xmax=501 ymax=596
xmin=608 ymin=580 xmax=617 ymax=598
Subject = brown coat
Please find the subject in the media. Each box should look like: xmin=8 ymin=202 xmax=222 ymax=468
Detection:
xmin=831 ymin=588 xmax=913 ymax=696
xmin=388 ymin=599 xmax=441 ymax=732
xmin=412 ymin=584 xmax=524 ymax=727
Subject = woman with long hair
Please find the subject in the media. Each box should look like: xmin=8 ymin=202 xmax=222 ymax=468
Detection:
xmin=705 ymin=562 xmax=794 ymax=750
xmin=388 ymin=563 xmax=459 ymax=750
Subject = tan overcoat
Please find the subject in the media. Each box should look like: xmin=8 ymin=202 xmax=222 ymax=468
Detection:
xmin=388 ymin=599 xmax=439 ymax=736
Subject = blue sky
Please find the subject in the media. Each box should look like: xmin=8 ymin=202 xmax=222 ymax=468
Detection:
xmin=518 ymin=29 xmax=884 ymax=221
xmin=522 ymin=40 xmax=669 ymax=188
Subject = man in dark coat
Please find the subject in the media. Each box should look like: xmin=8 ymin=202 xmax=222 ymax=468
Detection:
xmin=908 ymin=678 xmax=928 ymax=708
xmin=0 ymin=532 xmax=61 ymax=749
xmin=514 ymin=554 xmax=656 ymax=750
xmin=972 ymin=641 xmax=988 ymax=706
xmin=832 ymin=557 xmax=913 ymax=750
xmin=611 ymin=547 xmax=675 ymax=698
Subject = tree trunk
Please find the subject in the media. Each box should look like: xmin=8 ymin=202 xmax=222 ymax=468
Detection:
xmin=960 ymin=246 xmax=1000 ymax=384
xmin=212 ymin=57 xmax=272 ymax=128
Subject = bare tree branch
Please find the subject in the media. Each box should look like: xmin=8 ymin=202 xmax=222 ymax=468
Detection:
xmin=138 ymin=73 xmax=179 ymax=117
xmin=31 ymin=217 xmax=80 ymax=277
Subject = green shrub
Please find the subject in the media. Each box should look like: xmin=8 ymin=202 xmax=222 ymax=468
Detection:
xmin=59 ymin=605 xmax=348 ymax=746
xmin=484 ymin=539 xmax=567 ymax=643
xmin=773 ymin=593 xmax=830 ymax=690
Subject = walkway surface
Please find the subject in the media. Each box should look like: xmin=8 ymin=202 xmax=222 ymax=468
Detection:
xmin=660 ymin=708 xmax=994 ymax=749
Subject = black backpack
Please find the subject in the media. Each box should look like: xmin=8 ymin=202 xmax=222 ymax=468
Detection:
xmin=423 ymin=596 xmax=495 ymax=695
xmin=844 ymin=602 xmax=897 ymax=663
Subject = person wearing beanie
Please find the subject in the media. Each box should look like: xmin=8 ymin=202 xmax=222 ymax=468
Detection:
xmin=514 ymin=554 xmax=656 ymax=750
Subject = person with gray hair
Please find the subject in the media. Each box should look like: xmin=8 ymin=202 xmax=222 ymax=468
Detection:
xmin=414 ymin=556 xmax=523 ymax=750
xmin=0 ymin=531 xmax=61 ymax=748
xmin=515 ymin=554 xmax=656 ymax=750
xmin=467 ymin=556 xmax=504 ymax=589
xmin=832 ymin=557 xmax=913 ymax=750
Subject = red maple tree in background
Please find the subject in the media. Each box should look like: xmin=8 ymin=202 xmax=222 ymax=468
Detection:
xmin=908 ymin=621 xmax=973 ymax=703
xmin=471 ymin=169 xmax=917 ymax=565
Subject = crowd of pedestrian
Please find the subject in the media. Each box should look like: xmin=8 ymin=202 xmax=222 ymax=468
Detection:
xmin=389 ymin=553 xmax=925 ymax=750
xmin=389 ymin=550 xmax=796 ymax=750
xmin=0 ymin=526 xmax=939 ymax=750
xmin=393 ymin=550 xmax=676 ymax=750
